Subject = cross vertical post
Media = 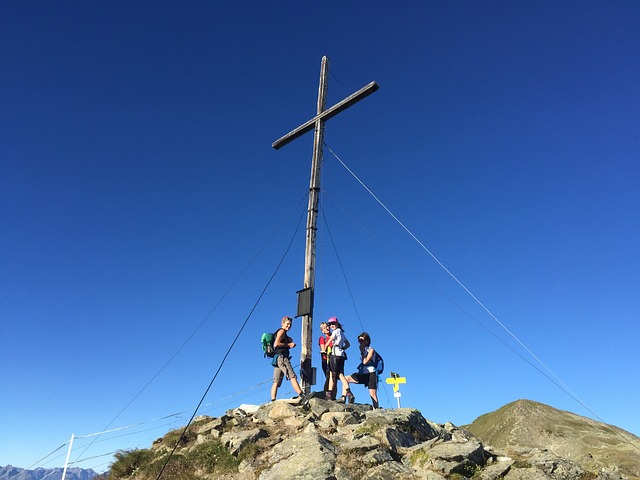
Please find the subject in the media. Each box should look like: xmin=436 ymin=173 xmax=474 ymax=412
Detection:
xmin=273 ymin=56 xmax=379 ymax=393
xmin=298 ymin=56 xmax=329 ymax=391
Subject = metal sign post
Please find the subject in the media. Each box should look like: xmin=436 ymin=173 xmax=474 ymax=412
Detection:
xmin=385 ymin=372 xmax=407 ymax=408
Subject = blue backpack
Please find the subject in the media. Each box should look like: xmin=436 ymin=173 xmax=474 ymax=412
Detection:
xmin=372 ymin=351 xmax=384 ymax=375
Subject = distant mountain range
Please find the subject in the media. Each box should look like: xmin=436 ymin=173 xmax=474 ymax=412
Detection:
xmin=0 ymin=466 xmax=96 ymax=480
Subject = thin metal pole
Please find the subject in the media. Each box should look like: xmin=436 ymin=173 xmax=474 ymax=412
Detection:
xmin=300 ymin=55 xmax=329 ymax=392
xmin=61 ymin=433 xmax=75 ymax=480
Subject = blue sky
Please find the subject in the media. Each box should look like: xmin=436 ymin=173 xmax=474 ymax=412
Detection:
xmin=2 ymin=1 xmax=639 ymax=472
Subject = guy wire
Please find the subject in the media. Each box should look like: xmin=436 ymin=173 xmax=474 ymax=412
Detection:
xmin=324 ymin=142 xmax=639 ymax=452
xmin=155 ymin=203 xmax=306 ymax=480
xmin=73 ymin=193 xmax=308 ymax=465
xmin=318 ymin=203 xmax=393 ymax=407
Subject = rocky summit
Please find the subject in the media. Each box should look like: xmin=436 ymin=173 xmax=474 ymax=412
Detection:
xmin=103 ymin=396 xmax=638 ymax=480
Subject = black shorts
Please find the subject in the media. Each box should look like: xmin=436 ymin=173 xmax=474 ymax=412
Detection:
xmin=329 ymin=355 xmax=345 ymax=375
xmin=350 ymin=372 xmax=378 ymax=389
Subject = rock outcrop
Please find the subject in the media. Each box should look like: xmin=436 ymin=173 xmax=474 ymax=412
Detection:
xmin=107 ymin=397 xmax=632 ymax=480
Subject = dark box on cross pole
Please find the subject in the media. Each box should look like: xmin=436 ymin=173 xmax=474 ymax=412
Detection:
xmin=296 ymin=287 xmax=313 ymax=318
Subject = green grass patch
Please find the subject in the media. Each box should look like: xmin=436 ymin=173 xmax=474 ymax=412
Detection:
xmin=409 ymin=449 xmax=430 ymax=467
xmin=108 ymin=449 xmax=154 ymax=479
xmin=161 ymin=427 xmax=197 ymax=448
xmin=512 ymin=460 xmax=532 ymax=469
xmin=187 ymin=440 xmax=239 ymax=474
xmin=144 ymin=454 xmax=197 ymax=480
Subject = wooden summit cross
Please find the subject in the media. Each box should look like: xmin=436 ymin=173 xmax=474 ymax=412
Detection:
xmin=272 ymin=56 xmax=378 ymax=392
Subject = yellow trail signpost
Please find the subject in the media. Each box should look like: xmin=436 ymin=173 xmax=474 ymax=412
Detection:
xmin=385 ymin=372 xmax=407 ymax=408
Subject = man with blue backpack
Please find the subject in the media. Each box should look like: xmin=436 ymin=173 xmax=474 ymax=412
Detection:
xmin=345 ymin=332 xmax=383 ymax=409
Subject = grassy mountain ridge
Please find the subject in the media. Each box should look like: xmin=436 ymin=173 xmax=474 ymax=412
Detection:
xmin=465 ymin=399 xmax=640 ymax=480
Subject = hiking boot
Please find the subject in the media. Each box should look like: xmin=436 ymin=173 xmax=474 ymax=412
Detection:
xmin=346 ymin=391 xmax=355 ymax=404
xmin=293 ymin=393 xmax=310 ymax=404
xmin=325 ymin=392 xmax=333 ymax=401
xmin=336 ymin=395 xmax=346 ymax=404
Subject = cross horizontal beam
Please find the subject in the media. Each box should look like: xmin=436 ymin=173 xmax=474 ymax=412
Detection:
xmin=272 ymin=81 xmax=379 ymax=150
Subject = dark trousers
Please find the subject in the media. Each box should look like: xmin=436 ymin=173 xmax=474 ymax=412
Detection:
xmin=322 ymin=357 xmax=337 ymax=397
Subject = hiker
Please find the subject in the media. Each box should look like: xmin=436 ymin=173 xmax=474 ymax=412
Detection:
xmin=345 ymin=332 xmax=379 ymax=409
xmin=318 ymin=322 xmax=334 ymax=396
xmin=326 ymin=317 xmax=354 ymax=404
xmin=270 ymin=316 xmax=308 ymax=403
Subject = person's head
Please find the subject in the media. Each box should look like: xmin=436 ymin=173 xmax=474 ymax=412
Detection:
xmin=327 ymin=316 xmax=343 ymax=331
xmin=320 ymin=322 xmax=330 ymax=334
xmin=357 ymin=332 xmax=371 ymax=347
xmin=281 ymin=316 xmax=293 ymax=330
